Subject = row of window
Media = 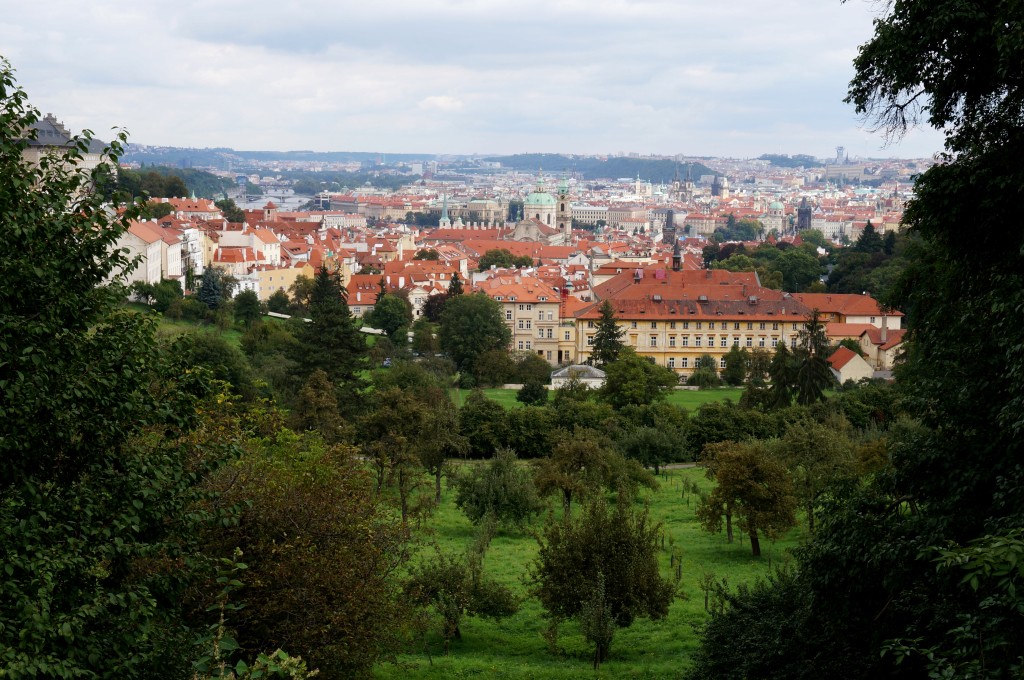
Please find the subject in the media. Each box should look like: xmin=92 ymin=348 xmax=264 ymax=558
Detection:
xmin=587 ymin=335 xmax=798 ymax=349
xmin=587 ymin=320 xmax=796 ymax=332
xmin=664 ymin=357 xmax=728 ymax=369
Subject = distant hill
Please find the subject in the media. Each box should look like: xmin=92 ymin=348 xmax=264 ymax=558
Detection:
xmin=123 ymin=146 xmax=438 ymax=170
xmin=758 ymin=153 xmax=824 ymax=168
xmin=482 ymin=154 xmax=716 ymax=183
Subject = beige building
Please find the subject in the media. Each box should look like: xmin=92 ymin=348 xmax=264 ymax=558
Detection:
xmin=477 ymin=275 xmax=563 ymax=364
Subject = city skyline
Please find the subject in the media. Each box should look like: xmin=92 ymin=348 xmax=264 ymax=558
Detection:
xmin=3 ymin=0 xmax=945 ymax=159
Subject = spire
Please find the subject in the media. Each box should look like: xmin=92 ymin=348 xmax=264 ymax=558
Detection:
xmin=441 ymin=192 xmax=449 ymax=222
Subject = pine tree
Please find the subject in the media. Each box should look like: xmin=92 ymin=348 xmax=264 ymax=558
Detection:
xmin=448 ymin=271 xmax=464 ymax=296
xmin=590 ymin=300 xmax=625 ymax=367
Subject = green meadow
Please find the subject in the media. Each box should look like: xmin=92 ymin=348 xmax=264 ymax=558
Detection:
xmin=378 ymin=466 xmax=804 ymax=679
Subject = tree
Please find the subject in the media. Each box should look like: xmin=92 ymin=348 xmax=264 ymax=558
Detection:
xmin=413 ymin=248 xmax=439 ymax=260
xmin=528 ymin=497 xmax=675 ymax=668
xmin=447 ymin=271 xmax=464 ymax=296
xmin=438 ymin=293 xmax=511 ymax=376
xmin=517 ymin=379 xmax=549 ymax=406
xmin=766 ymin=343 xmax=796 ymax=409
xmin=201 ymin=432 xmax=412 ymax=677
xmin=365 ymin=293 xmax=413 ymax=343
xmin=773 ymin=419 xmax=856 ymax=534
xmin=422 ymin=292 xmax=449 ymax=322
xmin=697 ymin=440 xmax=797 ymax=557
xmin=215 ymin=197 xmax=245 ymax=223
xmin=687 ymin=353 xmax=722 ymax=389
xmin=418 ymin=394 xmax=468 ymax=503
xmin=457 ymin=389 xmax=509 ymax=458
xmin=794 ymin=310 xmax=836 ymax=405
xmin=453 ymin=448 xmax=544 ymax=528
xmin=233 ymin=288 xmax=262 ymax=327
xmin=853 ymin=221 xmax=883 ymax=253
xmin=288 ymin=274 xmax=314 ymax=310
xmin=477 ymin=248 xmax=532 ymax=271
xmin=601 ymin=350 xmax=679 ymax=409
xmin=293 ymin=265 xmax=367 ymax=398
xmin=289 ymin=369 xmax=346 ymax=442
xmin=0 ymin=62 xmax=231 ymax=676
xmin=589 ymin=300 xmax=625 ymax=367
xmin=618 ymin=425 xmax=678 ymax=475
xmin=267 ymin=288 xmax=290 ymax=314
xmin=197 ymin=265 xmax=226 ymax=309
xmin=359 ymin=387 xmax=428 ymax=524
xmin=721 ymin=345 xmax=748 ymax=386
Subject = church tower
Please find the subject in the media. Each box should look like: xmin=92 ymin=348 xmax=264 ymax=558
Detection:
xmin=556 ymin=175 xmax=572 ymax=243
xmin=439 ymin=192 xmax=451 ymax=229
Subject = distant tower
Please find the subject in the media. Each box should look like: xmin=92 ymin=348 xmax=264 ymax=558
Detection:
xmin=663 ymin=209 xmax=676 ymax=244
xmin=711 ymin=176 xmax=722 ymax=197
xmin=672 ymin=238 xmax=682 ymax=272
xmin=796 ymin=197 xmax=812 ymax=231
xmin=836 ymin=146 xmax=845 ymax=165
xmin=556 ymin=175 xmax=572 ymax=243
xmin=684 ymin=164 xmax=695 ymax=200
xmin=439 ymin=192 xmax=451 ymax=229
xmin=719 ymin=176 xmax=730 ymax=199
xmin=671 ymin=164 xmax=682 ymax=200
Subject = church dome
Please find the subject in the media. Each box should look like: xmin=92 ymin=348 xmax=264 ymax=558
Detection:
xmin=768 ymin=200 xmax=784 ymax=211
xmin=525 ymin=190 xmax=556 ymax=206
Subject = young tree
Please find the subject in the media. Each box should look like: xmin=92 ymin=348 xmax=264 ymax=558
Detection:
xmin=418 ymin=395 xmax=468 ymax=503
xmin=589 ymin=300 xmax=625 ymax=367
xmin=517 ymin=379 xmax=549 ymax=406
xmin=528 ymin=497 xmax=675 ymax=668
xmin=687 ymin=353 xmax=722 ymax=389
xmin=773 ymin=419 xmax=856 ymax=534
xmin=697 ymin=440 xmax=797 ymax=557
xmin=766 ymin=342 xmax=797 ymax=409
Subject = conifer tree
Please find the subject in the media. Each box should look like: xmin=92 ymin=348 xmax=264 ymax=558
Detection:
xmin=590 ymin=300 xmax=625 ymax=367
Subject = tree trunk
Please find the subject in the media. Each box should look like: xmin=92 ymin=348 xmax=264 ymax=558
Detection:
xmin=725 ymin=503 xmax=734 ymax=544
xmin=750 ymin=526 xmax=761 ymax=557
xmin=563 ymin=489 xmax=572 ymax=516
xmin=806 ymin=499 xmax=815 ymax=535
xmin=435 ymin=467 xmax=442 ymax=504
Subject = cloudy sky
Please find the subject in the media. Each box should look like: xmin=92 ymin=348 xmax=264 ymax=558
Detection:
xmin=1 ymin=0 xmax=944 ymax=159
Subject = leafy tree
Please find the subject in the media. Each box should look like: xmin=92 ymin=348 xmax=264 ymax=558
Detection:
xmin=589 ymin=300 xmax=625 ymax=367
xmin=233 ymin=289 xmax=262 ymax=327
xmin=457 ymin=389 xmax=509 ymax=458
xmin=267 ymin=288 xmax=290 ymax=314
xmin=517 ymin=379 xmax=549 ymax=406
xmin=618 ymin=425 xmax=678 ymax=475
xmin=288 ymin=274 xmax=313 ymax=310
xmin=413 ymin=248 xmax=439 ymax=260
xmin=174 ymin=331 xmax=255 ymax=399
xmin=358 ymin=387 xmax=429 ymax=523
xmin=528 ymin=497 xmax=675 ymax=668
xmin=478 ymin=248 xmax=532 ymax=271
xmin=697 ymin=440 xmax=796 ymax=557
xmin=773 ymin=419 xmax=856 ymax=534
xmin=365 ymin=293 xmax=413 ymax=343
xmin=201 ymin=432 xmax=411 ymax=677
xmin=687 ymin=353 xmax=722 ymax=389
xmin=0 ymin=63 xmax=232 ymax=676
xmin=473 ymin=348 xmax=516 ymax=387
xmin=418 ymin=394 xmax=468 ymax=503
xmin=767 ymin=343 xmax=797 ymax=409
xmin=601 ymin=350 xmax=679 ymax=409
xmin=289 ymin=369 xmax=346 ymax=442
xmin=453 ymin=448 xmax=544 ymax=528
xmin=721 ymin=345 xmax=748 ymax=386
xmin=422 ymin=292 xmax=449 ymax=322
xmin=438 ymin=293 xmax=511 ymax=376
xmin=215 ymin=197 xmax=245 ymax=223
xmin=776 ymin=247 xmax=823 ymax=292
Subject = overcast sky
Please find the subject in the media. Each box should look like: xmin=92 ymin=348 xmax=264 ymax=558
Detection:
xmin=1 ymin=0 xmax=944 ymax=159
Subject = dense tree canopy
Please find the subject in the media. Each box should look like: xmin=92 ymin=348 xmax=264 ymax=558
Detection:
xmin=438 ymin=293 xmax=511 ymax=377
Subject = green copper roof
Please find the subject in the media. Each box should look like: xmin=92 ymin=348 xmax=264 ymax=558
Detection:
xmin=524 ymin=191 xmax=556 ymax=206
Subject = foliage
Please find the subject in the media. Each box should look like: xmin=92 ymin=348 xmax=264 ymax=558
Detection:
xmin=289 ymin=369 xmax=346 ymax=442
xmin=697 ymin=440 xmax=797 ymax=557
xmin=617 ymin=425 xmax=680 ymax=475
xmin=0 ymin=62 xmax=231 ymax=677
xmin=458 ymin=389 xmax=509 ymax=458
xmin=198 ymin=266 xmax=227 ymax=309
xmin=413 ymin=248 xmax=439 ymax=260
xmin=447 ymin=271 xmax=463 ymax=296
xmin=528 ymin=497 xmax=675 ymax=666
xmin=516 ymin=379 xmax=549 ymax=406
xmin=600 ymin=350 xmax=679 ymax=409
xmin=174 ymin=331 xmax=256 ymax=400
xmin=477 ymin=248 xmax=533 ymax=271
xmin=453 ymin=449 xmax=544 ymax=528
xmin=233 ymin=289 xmax=262 ymax=327
xmin=417 ymin=393 xmax=468 ymax=503
xmin=215 ymin=198 xmax=245 ymax=224
xmin=438 ymin=293 xmax=511 ymax=376
xmin=365 ymin=293 xmax=413 ymax=343
xmin=589 ymin=300 xmax=625 ymax=367
xmin=721 ymin=345 xmax=748 ymax=386
xmin=131 ymin=277 xmax=183 ymax=312
xmin=200 ymin=432 xmax=411 ymax=678
xmin=794 ymin=310 xmax=836 ymax=405
xmin=267 ymin=289 xmax=290 ymax=314
xmin=687 ymin=353 xmax=722 ymax=389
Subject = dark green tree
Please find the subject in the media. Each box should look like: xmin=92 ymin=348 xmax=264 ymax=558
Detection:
xmin=517 ymin=379 xmax=549 ymax=406
xmin=214 ymin=197 xmax=245 ymax=223
xmin=794 ymin=310 xmax=836 ymax=405
xmin=601 ymin=350 xmax=679 ymax=409
xmin=197 ymin=265 xmax=225 ymax=309
xmin=766 ymin=342 xmax=796 ymax=409
xmin=590 ymin=300 xmax=625 ymax=367
xmin=722 ymin=345 xmax=749 ymax=386
xmin=453 ymin=448 xmax=544 ymax=528
xmin=365 ymin=293 xmax=413 ymax=343
xmin=853 ymin=221 xmax=884 ymax=253
xmin=233 ymin=288 xmax=262 ymax=327
xmin=447 ymin=271 xmax=464 ymax=295
xmin=267 ymin=288 xmax=290 ymax=314
xmin=438 ymin=293 xmax=511 ymax=376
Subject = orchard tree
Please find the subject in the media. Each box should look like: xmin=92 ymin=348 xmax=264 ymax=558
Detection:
xmin=529 ymin=497 xmax=675 ymax=669
xmin=601 ymin=350 xmax=679 ymax=409
xmin=453 ymin=448 xmax=544 ymax=529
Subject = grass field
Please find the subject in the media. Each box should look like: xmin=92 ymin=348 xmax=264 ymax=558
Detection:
xmin=376 ymin=466 xmax=804 ymax=679
xmin=451 ymin=387 xmax=743 ymax=411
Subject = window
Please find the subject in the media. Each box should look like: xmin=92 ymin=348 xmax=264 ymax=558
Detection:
xmin=733 ymin=336 xmax=740 ymax=346
xmin=518 ymin=341 xmax=524 ymax=350
xmin=587 ymin=320 xmax=595 ymax=328
xmin=519 ymin=304 xmax=524 ymax=311
xmin=526 ymin=320 xmax=532 ymax=329
xmin=587 ymin=335 xmax=594 ymax=346
xmin=564 ymin=331 xmax=571 ymax=341
xmin=709 ymin=321 xmax=715 ymax=330
xmin=518 ymin=320 xmax=524 ymax=329
xmin=650 ymin=335 xmax=658 ymax=347
xmin=791 ymin=336 xmax=798 ymax=348
xmin=547 ymin=312 xmax=553 ymax=321
xmin=352 ymin=306 xmax=361 ymax=315
xmin=683 ymin=321 xmax=690 ymax=330
xmin=631 ymin=321 xmax=638 ymax=329
xmin=870 ymin=316 xmax=876 ymax=324
xmin=670 ymin=321 xmax=677 ymax=329
xmin=747 ymin=322 xmax=753 ymax=330
xmin=651 ymin=321 xmax=658 ymax=329
xmin=721 ymin=337 xmax=728 ymax=347
xmin=669 ymin=336 xmax=676 ymax=347
xmin=506 ymin=310 xmax=512 ymax=320
xmin=547 ymin=351 xmax=552 ymax=360
xmin=696 ymin=322 xmax=703 ymax=330
xmin=792 ymin=323 xmax=798 ymax=330
xmin=668 ymin=357 xmax=676 ymax=368
xmin=772 ymin=322 xmax=779 ymax=331
xmin=734 ymin=322 xmax=740 ymax=330
xmin=746 ymin=337 xmax=753 ymax=347
xmin=525 ymin=341 xmax=531 ymax=350
xmin=527 ymin=304 xmax=533 ymax=311
xmin=538 ymin=329 xmax=544 ymax=338
xmin=720 ymin=357 xmax=727 ymax=369
xmin=759 ymin=322 xmax=766 ymax=330
xmin=539 ymin=311 xmax=544 ymax=320
xmin=695 ymin=336 xmax=702 ymax=347
xmin=758 ymin=337 xmax=766 ymax=347
xmin=681 ymin=357 xmax=689 ymax=368
xmin=547 ymin=328 xmax=553 ymax=338
xmin=682 ymin=336 xmax=689 ymax=347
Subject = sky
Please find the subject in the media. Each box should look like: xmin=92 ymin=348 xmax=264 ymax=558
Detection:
xmin=1 ymin=0 xmax=945 ymax=159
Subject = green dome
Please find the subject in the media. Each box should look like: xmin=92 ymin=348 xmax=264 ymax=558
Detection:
xmin=525 ymin=191 xmax=556 ymax=206
xmin=769 ymin=200 xmax=784 ymax=210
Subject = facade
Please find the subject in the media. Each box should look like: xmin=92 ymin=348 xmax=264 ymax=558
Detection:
xmin=477 ymin=275 xmax=563 ymax=363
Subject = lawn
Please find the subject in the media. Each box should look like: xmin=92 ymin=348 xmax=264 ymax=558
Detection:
xmin=450 ymin=387 xmax=743 ymax=411
xmin=376 ymin=466 xmax=805 ymax=679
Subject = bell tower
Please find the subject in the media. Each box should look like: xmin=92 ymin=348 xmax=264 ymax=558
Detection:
xmin=556 ymin=175 xmax=572 ymax=243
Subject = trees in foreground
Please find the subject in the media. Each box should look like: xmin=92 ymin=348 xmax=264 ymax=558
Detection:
xmin=529 ymin=497 xmax=675 ymax=669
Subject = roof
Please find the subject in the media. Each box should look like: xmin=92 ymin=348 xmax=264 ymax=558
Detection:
xmin=551 ymin=364 xmax=606 ymax=379
xmin=790 ymin=293 xmax=904 ymax=318
xmin=828 ymin=346 xmax=861 ymax=371
xmin=860 ymin=327 xmax=907 ymax=350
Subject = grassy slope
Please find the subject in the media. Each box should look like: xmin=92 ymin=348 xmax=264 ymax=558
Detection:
xmin=378 ymin=467 xmax=804 ymax=679
xmin=451 ymin=388 xmax=744 ymax=410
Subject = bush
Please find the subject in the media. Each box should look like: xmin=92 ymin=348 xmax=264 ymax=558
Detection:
xmin=517 ymin=380 xmax=549 ymax=406
xmin=453 ymin=449 xmax=544 ymax=528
